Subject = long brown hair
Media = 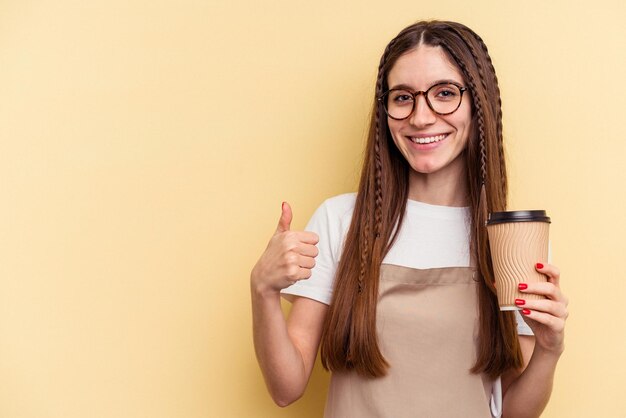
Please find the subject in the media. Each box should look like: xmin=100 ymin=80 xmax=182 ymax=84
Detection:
xmin=320 ymin=20 xmax=523 ymax=379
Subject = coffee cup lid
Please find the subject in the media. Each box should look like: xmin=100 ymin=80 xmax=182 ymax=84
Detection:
xmin=486 ymin=210 xmax=551 ymax=225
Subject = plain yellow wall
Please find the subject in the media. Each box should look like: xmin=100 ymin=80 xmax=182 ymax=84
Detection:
xmin=1 ymin=1 xmax=624 ymax=417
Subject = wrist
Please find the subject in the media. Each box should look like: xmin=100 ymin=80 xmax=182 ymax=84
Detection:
xmin=250 ymin=273 xmax=281 ymax=301
xmin=532 ymin=342 xmax=565 ymax=360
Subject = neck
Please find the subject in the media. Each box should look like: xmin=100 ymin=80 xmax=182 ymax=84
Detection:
xmin=406 ymin=161 xmax=469 ymax=207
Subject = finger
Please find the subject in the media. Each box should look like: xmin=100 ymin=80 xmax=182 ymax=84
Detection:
xmin=293 ymin=231 xmax=319 ymax=245
xmin=297 ymin=243 xmax=319 ymax=258
xmin=297 ymin=267 xmax=313 ymax=280
xmin=516 ymin=298 xmax=568 ymax=319
xmin=286 ymin=266 xmax=313 ymax=283
xmin=276 ymin=201 xmax=292 ymax=233
xmin=298 ymin=255 xmax=316 ymax=269
xmin=520 ymin=309 xmax=566 ymax=333
xmin=519 ymin=281 xmax=564 ymax=301
xmin=535 ymin=262 xmax=560 ymax=285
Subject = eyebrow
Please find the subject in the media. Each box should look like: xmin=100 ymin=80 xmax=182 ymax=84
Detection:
xmin=388 ymin=79 xmax=463 ymax=91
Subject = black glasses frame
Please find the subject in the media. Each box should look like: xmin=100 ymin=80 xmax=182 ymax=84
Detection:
xmin=378 ymin=82 xmax=468 ymax=119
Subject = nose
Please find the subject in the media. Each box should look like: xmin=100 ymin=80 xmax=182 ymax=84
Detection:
xmin=409 ymin=93 xmax=437 ymax=127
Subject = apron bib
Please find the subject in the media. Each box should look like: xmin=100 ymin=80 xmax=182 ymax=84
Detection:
xmin=324 ymin=264 xmax=494 ymax=418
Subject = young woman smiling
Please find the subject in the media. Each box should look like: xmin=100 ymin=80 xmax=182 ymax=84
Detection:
xmin=251 ymin=20 xmax=568 ymax=418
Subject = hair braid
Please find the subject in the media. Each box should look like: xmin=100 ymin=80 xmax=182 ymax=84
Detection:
xmin=472 ymin=33 xmax=503 ymax=139
xmin=358 ymin=226 xmax=368 ymax=294
xmin=472 ymin=33 xmax=507 ymax=198
xmin=374 ymin=82 xmax=385 ymax=241
xmin=358 ymin=39 xmax=395 ymax=294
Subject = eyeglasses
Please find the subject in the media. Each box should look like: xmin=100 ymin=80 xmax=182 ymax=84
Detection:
xmin=378 ymin=82 xmax=468 ymax=120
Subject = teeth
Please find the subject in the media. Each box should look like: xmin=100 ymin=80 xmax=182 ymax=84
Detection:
xmin=410 ymin=134 xmax=447 ymax=144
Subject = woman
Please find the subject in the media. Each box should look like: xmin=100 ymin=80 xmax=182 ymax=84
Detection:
xmin=251 ymin=20 xmax=568 ymax=417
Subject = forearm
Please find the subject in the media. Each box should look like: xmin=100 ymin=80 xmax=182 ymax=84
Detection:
xmin=251 ymin=286 xmax=307 ymax=406
xmin=502 ymin=346 xmax=562 ymax=418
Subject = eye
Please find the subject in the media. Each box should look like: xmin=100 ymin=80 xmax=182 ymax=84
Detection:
xmin=438 ymin=90 xmax=456 ymax=97
xmin=390 ymin=91 xmax=414 ymax=104
xmin=431 ymin=84 xmax=461 ymax=101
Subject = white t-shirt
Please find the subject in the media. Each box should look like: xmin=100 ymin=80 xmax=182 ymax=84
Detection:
xmin=281 ymin=193 xmax=534 ymax=417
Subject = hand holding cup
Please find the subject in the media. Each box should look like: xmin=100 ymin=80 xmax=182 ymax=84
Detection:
xmin=516 ymin=262 xmax=569 ymax=354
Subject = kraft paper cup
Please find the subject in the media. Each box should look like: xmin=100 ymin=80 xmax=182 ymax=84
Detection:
xmin=486 ymin=210 xmax=551 ymax=311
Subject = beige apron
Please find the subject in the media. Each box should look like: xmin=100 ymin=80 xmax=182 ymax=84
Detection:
xmin=324 ymin=264 xmax=494 ymax=418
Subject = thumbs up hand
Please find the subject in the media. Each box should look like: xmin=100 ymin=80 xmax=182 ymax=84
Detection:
xmin=251 ymin=202 xmax=320 ymax=296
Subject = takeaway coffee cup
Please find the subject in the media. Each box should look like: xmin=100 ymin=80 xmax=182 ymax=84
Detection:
xmin=486 ymin=210 xmax=551 ymax=311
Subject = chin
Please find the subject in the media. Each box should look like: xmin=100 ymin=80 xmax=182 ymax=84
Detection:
xmin=410 ymin=161 xmax=441 ymax=174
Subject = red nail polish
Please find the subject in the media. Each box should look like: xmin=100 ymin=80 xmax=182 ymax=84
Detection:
xmin=536 ymin=263 xmax=544 ymax=269
xmin=518 ymin=283 xmax=528 ymax=290
xmin=522 ymin=309 xmax=531 ymax=315
xmin=515 ymin=299 xmax=525 ymax=305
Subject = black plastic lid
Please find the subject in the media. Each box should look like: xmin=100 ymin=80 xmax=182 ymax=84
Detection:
xmin=487 ymin=210 xmax=551 ymax=225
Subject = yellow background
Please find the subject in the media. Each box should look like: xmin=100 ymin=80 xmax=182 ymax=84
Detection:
xmin=1 ymin=1 xmax=624 ymax=417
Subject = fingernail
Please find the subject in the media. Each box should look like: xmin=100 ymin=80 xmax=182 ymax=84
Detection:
xmin=282 ymin=202 xmax=285 ymax=210
xmin=518 ymin=283 xmax=528 ymax=290
xmin=515 ymin=298 xmax=525 ymax=306
xmin=522 ymin=309 xmax=531 ymax=315
xmin=536 ymin=263 xmax=544 ymax=269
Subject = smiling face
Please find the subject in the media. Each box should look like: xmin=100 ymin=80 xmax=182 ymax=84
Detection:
xmin=386 ymin=44 xmax=472 ymax=184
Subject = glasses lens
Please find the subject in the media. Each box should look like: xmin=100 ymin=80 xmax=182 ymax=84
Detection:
xmin=427 ymin=83 xmax=462 ymax=114
xmin=385 ymin=89 xmax=414 ymax=119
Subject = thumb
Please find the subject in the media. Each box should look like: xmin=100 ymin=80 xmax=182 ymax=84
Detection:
xmin=276 ymin=201 xmax=292 ymax=233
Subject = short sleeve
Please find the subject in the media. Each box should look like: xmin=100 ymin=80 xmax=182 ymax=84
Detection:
xmin=280 ymin=194 xmax=355 ymax=305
